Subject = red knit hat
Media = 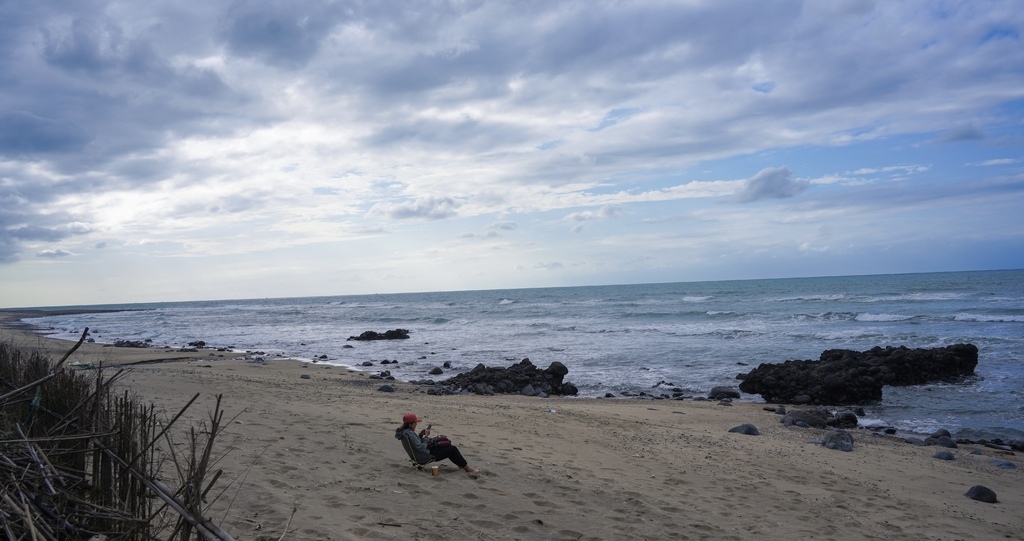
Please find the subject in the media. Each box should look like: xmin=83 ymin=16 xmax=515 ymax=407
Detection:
xmin=403 ymin=413 xmax=423 ymax=423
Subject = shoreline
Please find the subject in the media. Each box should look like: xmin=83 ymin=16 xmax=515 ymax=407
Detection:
xmin=0 ymin=309 xmax=249 ymax=366
xmin=2 ymin=310 xmax=1022 ymax=539
xmin=3 ymin=308 xmax=1019 ymax=442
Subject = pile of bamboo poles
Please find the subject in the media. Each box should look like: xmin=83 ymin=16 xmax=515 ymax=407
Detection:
xmin=0 ymin=330 xmax=234 ymax=540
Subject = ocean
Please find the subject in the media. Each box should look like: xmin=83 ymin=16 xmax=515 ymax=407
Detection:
xmin=20 ymin=269 xmax=1024 ymax=441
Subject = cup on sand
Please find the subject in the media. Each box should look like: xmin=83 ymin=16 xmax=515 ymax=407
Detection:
xmin=431 ymin=466 xmax=438 ymax=476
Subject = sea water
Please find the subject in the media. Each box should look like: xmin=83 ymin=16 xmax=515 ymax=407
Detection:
xmin=20 ymin=269 xmax=1024 ymax=441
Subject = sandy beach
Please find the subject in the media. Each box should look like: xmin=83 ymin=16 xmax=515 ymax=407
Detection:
xmin=2 ymin=311 xmax=1021 ymax=541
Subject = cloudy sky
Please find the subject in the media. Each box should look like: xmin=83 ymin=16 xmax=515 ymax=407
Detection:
xmin=2 ymin=1 xmax=1024 ymax=307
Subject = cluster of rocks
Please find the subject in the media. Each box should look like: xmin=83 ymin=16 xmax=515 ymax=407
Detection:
xmin=347 ymin=329 xmax=410 ymax=341
xmin=112 ymin=339 xmax=152 ymax=348
xmin=428 ymin=358 xmax=579 ymax=397
xmin=598 ymin=383 xmax=742 ymax=402
xmin=761 ymin=404 xmax=862 ymax=429
xmin=737 ymin=344 xmax=979 ymax=405
xmin=359 ymin=359 xmax=399 ymax=367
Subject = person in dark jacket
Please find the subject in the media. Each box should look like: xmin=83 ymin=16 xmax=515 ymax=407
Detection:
xmin=395 ymin=412 xmax=480 ymax=476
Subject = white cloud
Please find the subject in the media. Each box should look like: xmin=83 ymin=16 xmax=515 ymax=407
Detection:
xmin=2 ymin=0 xmax=1024 ymax=305
xmin=968 ymin=158 xmax=1018 ymax=166
xmin=489 ymin=221 xmax=519 ymax=231
xmin=731 ymin=167 xmax=809 ymax=203
xmin=368 ymin=196 xmax=463 ymax=220
xmin=37 ymin=249 xmax=73 ymax=258
xmin=564 ymin=205 xmax=624 ymax=223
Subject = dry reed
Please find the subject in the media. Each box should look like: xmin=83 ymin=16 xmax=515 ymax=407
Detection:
xmin=0 ymin=331 xmax=235 ymax=540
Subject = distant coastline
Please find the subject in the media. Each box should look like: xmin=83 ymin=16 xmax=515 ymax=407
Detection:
xmin=0 ymin=308 xmax=128 ymax=334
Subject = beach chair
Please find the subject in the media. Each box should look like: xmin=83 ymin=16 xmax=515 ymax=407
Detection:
xmin=400 ymin=433 xmax=435 ymax=472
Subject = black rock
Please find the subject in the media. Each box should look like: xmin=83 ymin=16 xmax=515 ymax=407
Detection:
xmin=830 ymin=410 xmax=859 ymax=428
xmin=429 ymin=367 xmax=444 ymax=375
xmin=821 ymin=430 xmax=854 ymax=452
xmin=347 ymin=329 xmax=411 ymax=341
xmin=377 ymin=385 xmax=396 ymax=393
xmin=933 ymin=451 xmax=955 ymax=460
xmin=728 ymin=424 xmax=760 ymax=436
xmin=113 ymin=339 xmax=150 ymax=348
xmin=300 ymin=374 xmax=311 ymax=380
xmin=964 ymin=485 xmax=997 ymax=503
xmin=990 ymin=460 xmax=1017 ymax=469
xmin=737 ymin=344 xmax=978 ymax=405
xmin=931 ymin=428 xmax=952 ymax=439
xmin=781 ymin=409 xmax=831 ymax=428
xmin=436 ymin=359 xmax=579 ymax=397
xmin=708 ymin=386 xmax=741 ymax=400
xmin=936 ymin=436 xmax=958 ymax=448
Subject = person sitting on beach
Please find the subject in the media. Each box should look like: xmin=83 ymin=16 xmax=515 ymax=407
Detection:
xmin=395 ymin=412 xmax=480 ymax=477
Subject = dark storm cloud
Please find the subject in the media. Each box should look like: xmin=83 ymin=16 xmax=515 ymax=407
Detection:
xmin=1 ymin=184 xmax=92 ymax=262
xmin=2 ymin=0 xmax=1023 ymax=275
xmin=41 ymin=17 xmax=125 ymax=72
xmin=221 ymin=0 xmax=346 ymax=69
xmin=0 ymin=2 xmax=258 ymax=263
xmin=355 ymin=1 xmax=798 ymax=98
xmin=0 ymin=111 xmax=91 ymax=154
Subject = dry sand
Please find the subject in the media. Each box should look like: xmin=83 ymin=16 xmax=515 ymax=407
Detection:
xmin=2 ymin=311 xmax=1022 ymax=541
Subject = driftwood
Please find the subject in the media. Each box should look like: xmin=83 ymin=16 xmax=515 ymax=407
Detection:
xmin=0 ymin=330 xmax=237 ymax=540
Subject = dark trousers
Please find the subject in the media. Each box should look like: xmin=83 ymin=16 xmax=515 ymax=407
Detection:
xmin=430 ymin=444 xmax=468 ymax=468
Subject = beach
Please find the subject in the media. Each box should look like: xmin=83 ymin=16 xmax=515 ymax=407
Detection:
xmin=2 ymin=311 xmax=1022 ymax=541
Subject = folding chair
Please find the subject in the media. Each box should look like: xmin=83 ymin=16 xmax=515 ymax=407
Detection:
xmin=401 ymin=433 xmax=435 ymax=472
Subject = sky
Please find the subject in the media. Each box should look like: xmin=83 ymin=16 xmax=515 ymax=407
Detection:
xmin=2 ymin=0 xmax=1024 ymax=308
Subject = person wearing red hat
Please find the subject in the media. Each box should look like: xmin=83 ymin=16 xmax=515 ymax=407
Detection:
xmin=395 ymin=412 xmax=480 ymax=476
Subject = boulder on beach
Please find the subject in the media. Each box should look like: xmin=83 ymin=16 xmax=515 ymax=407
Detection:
xmin=737 ymin=344 xmax=978 ymax=405
xmin=780 ymin=408 xmax=831 ymax=428
xmin=964 ymin=485 xmax=997 ymax=503
xmin=728 ymin=424 xmax=760 ymax=436
xmin=708 ymin=386 xmax=741 ymax=400
xmin=821 ymin=430 xmax=855 ymax=452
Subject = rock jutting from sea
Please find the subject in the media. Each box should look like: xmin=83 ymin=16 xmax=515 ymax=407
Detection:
xmin=737 ymin=344 xmax=978 ymax=405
